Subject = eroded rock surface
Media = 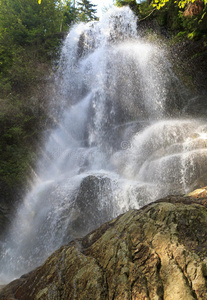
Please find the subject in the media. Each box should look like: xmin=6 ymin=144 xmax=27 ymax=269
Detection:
xmin=1 ymin=195 xmax=207 ymax=300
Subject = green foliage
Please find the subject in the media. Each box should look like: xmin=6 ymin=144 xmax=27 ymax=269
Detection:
xmin=115 ymin=0 xmax=140 ymax=15
xmin=77 ymin=0 xmax=98 ymax=22
xmin=0 ymin=0 xmax=98 ymax=92
xmin=0 ymin=0 xmax=76 ymax=94
xmin=0 ymin=0 xmax=79 ymax=194
xmin=115 ymin=0 xmax=206 ymax=39
xmin=0 ymin=0 xmax=100 ymax=197
xmin=150 ymin=0 xmax=207 ymax=37
xmin=0 ymin=97 xmax=40 ymax=187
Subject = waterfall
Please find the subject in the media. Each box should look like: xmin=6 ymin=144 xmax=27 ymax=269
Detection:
xmin=1 ymin=6 xmax=207 ymax=284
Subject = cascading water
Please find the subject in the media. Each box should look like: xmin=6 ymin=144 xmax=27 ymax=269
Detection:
xmin=1 ymin=6 xmax=207 ymax=284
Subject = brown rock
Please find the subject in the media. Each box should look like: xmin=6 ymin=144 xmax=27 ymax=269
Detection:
xmin=183 ymin=0 xmax=204 ymax=18
xmin=0 ymin=194 xmax=207 ymax=299
xmin=187 ymin=186 xmax=207 ymax=199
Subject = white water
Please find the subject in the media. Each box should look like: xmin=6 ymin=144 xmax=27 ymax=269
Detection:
xmin=1 ymin=6 xmax=207 ymax=284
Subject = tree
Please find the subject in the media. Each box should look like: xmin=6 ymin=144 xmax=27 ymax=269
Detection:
xmin=152 ymin=0 xmax=207 ymax=10
xmin=150 ymin=0 xmax=207 ymax=38
xmin=77 ymin=0 xmax=98 ymax=22
xmin=0 ymin=0 xmax=77 ymax=91
xmin=115 ymin=0 xmax=140 ymax=15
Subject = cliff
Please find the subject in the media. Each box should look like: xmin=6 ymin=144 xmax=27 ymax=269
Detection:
xmin=1 ymin=192 xmax=207 ymax=299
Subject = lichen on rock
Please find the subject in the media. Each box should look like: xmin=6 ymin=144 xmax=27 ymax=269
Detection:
xmin=0 ymin=194 xmax=207 ymax=299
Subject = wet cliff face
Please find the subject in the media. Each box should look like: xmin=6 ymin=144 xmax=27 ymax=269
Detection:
xmin=0 ymin=208 xmax=9 ymax=240
xmin=1 ymin=193 xmax=207 ymax=300
xmin=169 ymin=38 xmax=207 ymax=117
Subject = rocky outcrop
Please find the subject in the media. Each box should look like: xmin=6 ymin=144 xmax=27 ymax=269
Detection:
xmin=187 ymin=186 xmax=207 ymax=199
xmin=1 ymin=194 xmax=207 ymax=300
xmin=64 ymin=175 xmax=115 ymax=241
xmin=183 ymin=0 xmax=204 ymax=18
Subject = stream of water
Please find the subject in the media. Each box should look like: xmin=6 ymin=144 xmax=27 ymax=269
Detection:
xmin=1 ymin=6 xmax=207 ymax=284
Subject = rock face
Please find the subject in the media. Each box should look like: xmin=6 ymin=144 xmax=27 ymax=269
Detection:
xmin=187 ymin=186 xmax=207 ymax=199
xmin=1 ymin=195 xmax=207 ymax=300
xmin=170 ymin=39 xmax=207 ymax=99
xmin=183 ymin=0 xmax=204 ymax=18
xmin=0 ymin=180 xmax=24 ymax=240
xmin=65 ymin=175 xmax=115 ymax=241
xmin=0 ymin=204 xmax=10 ymax=240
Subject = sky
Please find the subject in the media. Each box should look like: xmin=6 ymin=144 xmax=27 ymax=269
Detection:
xmin=90 ymin=0 xmax=115 ymax=18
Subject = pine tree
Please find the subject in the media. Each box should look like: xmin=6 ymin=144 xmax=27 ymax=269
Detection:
xmin=77 ymin=0 xmax=98 ymax=22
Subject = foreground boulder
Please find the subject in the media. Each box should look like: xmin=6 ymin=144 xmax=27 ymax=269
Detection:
xmin=1 ymin=194 xmax=207 ymax=300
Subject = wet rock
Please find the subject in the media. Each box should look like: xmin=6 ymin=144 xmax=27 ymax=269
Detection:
xmin=0 ymin=198 xmax=11 ymax=240
xmin=65 ymin=175 xmax=115 ymax=241
xmin=1 ymin=194 xmax=207 ymax=299
xmin=182 ymin=95 xmax=207 ymax=118
xmin=0 ymin=180 xmax=25 ymax=240
xmin=170 ymin=39 xmax=207 ymax=96
xmin=0 ymin=206 xmax=8 ymax=228
xmin=187 ymin=186 xmax=207 ymax=199
xmin=189 ymin=173 xmax=207 ymax=192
